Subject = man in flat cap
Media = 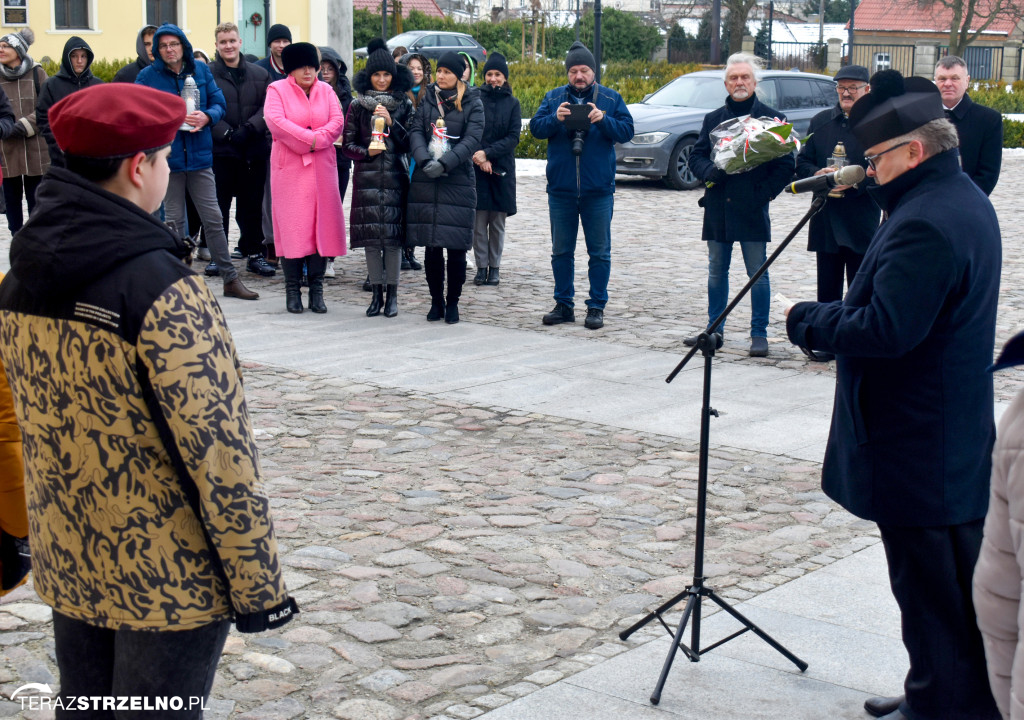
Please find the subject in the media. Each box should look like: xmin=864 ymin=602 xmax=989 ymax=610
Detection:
xmin=934 ymin=55 xmax=1002 ymax=195
xmin=794 ymin=65 xmax=879 ymax=361
xmin=0 ymin=83 xmax=297 ymax=712
xmin=785 ymin=70 xmax=1001 ymax=720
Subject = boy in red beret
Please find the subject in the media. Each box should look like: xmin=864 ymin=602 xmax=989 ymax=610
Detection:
xmin=0 ymin=83 xmax=297 ymax=716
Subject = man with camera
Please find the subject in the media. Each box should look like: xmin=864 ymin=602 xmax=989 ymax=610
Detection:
xmin=529 ymin=41 xmax=633 ymax=330
xmin=687 ymin=53 xmax=794 ymax=357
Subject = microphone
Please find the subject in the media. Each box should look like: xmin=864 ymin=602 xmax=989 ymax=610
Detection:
xmin=785 ymin=164 xmax=866 ymax=194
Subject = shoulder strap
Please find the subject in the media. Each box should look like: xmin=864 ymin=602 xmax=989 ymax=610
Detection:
xmin=32 ymin=65 xmax=41 ymax=95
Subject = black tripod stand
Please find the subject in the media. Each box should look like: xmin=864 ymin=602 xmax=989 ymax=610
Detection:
xmin=619 ymin=193 xmax=828 ymax=705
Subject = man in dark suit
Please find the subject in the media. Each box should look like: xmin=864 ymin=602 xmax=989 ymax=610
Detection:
xmin=935 ymin=55 xmax=1002 ymax=195
xmin=686 ymin=53 xmax=795 ymax=357
xmin=785 ymin=70 xmax=1001 ymax=720
xmin=795 ymin=65 xmax=880 ymax=363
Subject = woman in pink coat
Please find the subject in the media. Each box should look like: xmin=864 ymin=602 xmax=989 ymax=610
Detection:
xmin=265 ymin=42 xmax=345 ymax=314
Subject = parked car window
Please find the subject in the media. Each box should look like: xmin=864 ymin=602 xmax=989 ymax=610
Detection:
xmin=455 ymin=36 xmax=476 ymax=47
xmin=438 ymin=35 xmax=462 ymax=47
xmin=813 ymin=80 xmax=838 ymax=107
xmin=756 ymin=79 xmax=779 ymax=109
xmin=778 ymin=78 xmax=818 ymax=110
xmin=416 ymin=34 xmax=439 ymax=47
xmin=644 ymin=76 xmax=726 ymax=109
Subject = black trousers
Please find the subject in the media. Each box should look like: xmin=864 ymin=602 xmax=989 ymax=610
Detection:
xmin=3 ymin=174 xmax=42 ymax=233
xmin=815 ymin=246 xmax=864 ymax=303
xmin=878 ymin=520 xmax=1000 ymax=720
xmin=424 ymin=247 xmax=467 ymax=305
xmin=52 ymin=611 xmax=230 ymax=720
xmin=213 ymin=155 xmax=267 ymax=257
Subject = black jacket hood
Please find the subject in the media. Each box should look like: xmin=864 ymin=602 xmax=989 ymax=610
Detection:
xmin=10 ymin=168 xmax=189 ymax=298
xmin=353 ymin=64 xmax=413 ymax=95
xmin=59 ymin=36 xmax=95 ymax=80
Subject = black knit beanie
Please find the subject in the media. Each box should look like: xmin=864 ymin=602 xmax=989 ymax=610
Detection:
xmin=482 ymin=52 xmax=509 ymax=80
xmin=565 ymin=41 xmax=595 ymax=73
xmin=266 ymin=24 xmax=292 ymax=45
xmin=365 ymin=38 xmax=397 ymax=76
xmin=435 ymin=51 xmax=465 ymax=79
xmin=282 ymin=42 xmax=320 ymax=74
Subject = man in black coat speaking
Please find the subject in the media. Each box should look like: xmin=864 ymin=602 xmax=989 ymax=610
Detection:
xmin=687 ymin=53 xmax=795 ymax=357
xmin=785 ymin=71 xmax=1001 ymax=720
xmin=935 ymin=55 xmax=1002 ymax=195
xmin=794 ymin=65 xmax=880 ymax=361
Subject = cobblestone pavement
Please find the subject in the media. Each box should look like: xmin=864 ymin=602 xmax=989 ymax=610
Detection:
xmin=1 ymin=154 xmax=1023 ymax=720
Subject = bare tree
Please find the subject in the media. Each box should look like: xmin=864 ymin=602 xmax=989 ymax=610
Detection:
xmin=917 ymin=0 xmax=1024 ymax=56
xmin=724 ymin=0 xmax=758 ymax=53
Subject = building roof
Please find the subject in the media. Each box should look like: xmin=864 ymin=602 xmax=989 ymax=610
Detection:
xmin=354 ymin=0 xmax=445 ymax=18
xmin=852 ymin=0 xmax=1018 ymax=35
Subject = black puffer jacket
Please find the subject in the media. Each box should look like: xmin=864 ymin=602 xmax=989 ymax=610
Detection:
xmin=36 ymin=36 xmax=103 ymax=167
xmin=342 ymin=66 xmax=414 ymax=249
xmin=407 ymin=83 xmax=484 ymax=250
xmin=209 ymin=58 xmax=271 ymax=160
xmin=475 ymin=82 xmax=520 ymax=216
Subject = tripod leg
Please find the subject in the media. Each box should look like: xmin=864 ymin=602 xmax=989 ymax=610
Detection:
xmin=706 ymin=590 xmax=808 ymax=672
xmin=619 ymin=587 xmax=700 ymax=641
xmin=651 ymin=592 xmax=699 ymax=705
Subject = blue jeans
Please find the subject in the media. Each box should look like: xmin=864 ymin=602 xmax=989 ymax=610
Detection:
xmin=549 ymin=193 xmax=612 ymax=310
xmin=707 ymin=240 xmax=769 ymax=338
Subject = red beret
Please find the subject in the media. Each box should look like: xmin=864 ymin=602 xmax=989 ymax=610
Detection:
xmin=50 ymin=83 xmax=187 ymax=159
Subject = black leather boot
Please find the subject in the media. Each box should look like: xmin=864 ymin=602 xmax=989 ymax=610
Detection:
xmin=404 ymin=247 xmax=422 ymax=270
xmin=473 ymin=268 xmax=487 ymax=285
xmin=384 ymin=284 xmax=398 ymax=317
xmin=281 ymin=258 xmax=304 ymax=314
xmin=366 ymin=285 xmax=384 ymax=316
xmin=306 ymin=255 xmax=327 ymax=313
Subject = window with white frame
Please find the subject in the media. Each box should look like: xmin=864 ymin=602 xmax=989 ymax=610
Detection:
xmin=3 ymin=0 xmax=27 ymax=26
xmin=147 ymin=0 xmax=177 ymax=27
xmin=54 ymin=0 xmax=89 ymax=29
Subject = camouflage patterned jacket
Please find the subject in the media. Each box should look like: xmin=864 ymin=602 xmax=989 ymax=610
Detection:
xmin=0 ymin=167 xmax=296 ymax=632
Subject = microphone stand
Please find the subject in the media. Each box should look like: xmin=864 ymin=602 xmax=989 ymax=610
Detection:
xmin=619 ymin=191 xmax=828 ymax=705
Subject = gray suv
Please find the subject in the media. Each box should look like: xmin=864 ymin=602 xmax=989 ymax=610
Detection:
xmin=355 ymin=30 xmax=487 ymax=65
xmin=616 ymin=69 xmax=839 ymax=190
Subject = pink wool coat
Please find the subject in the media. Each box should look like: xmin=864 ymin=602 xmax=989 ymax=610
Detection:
xmin=265 ymin=76 xmax=346 ymax=258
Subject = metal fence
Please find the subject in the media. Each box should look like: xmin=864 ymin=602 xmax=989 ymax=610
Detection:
xmin=939 ymin=45 xmax=1004 ymax=80
xmin=764 ymin=41 xmax=827 ymax=72
xmin=848 ymin=44 xmax=917 ymax=76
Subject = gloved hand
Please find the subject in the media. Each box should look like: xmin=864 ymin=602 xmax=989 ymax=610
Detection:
xmin=708 ymin=168 xmax=728 ymax=184
xmin=230 ymin=123 xmax=251 ymax=146
xmin=422 ymin=160 xmax=445 ymax=179
xmin=9 ymin=121 xmax=28 ymax=139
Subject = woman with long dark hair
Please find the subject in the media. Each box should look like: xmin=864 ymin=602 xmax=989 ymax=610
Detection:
xmin=319 ymin=45 xmax=353 ymax=279
xmin=407 ymin=52 xmax=484 ymax=324
xmin=396 ymin=52 xmax=432 ymax=272
xmin=472 ymin=52 xmax=520 ymax=287
xmin=343 ymin=39 xmax=413 ymax=318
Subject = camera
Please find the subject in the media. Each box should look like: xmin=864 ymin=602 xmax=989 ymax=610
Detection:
xmin=563 ymin=104 xmax=592 ymax=157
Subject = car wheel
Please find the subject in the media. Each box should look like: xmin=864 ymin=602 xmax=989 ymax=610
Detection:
xmin=664 ymin=136 xmax=701 ymax=191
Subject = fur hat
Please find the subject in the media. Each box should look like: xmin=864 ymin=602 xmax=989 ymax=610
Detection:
xmin=849 ymin=70 xmax=944 ymax=149
xmin=565 ymin=41 xmax=595 ymax=73
xmin=266 ymin=24 xmax=292 ymax=46
xmin=435 ymin=51 xmax=465 ymax=79
xmin=282 ymin=42 xmax=320 ymax=74
xmin=482 ymin=52 xmax=509 ymax=80
xmin=0 ymin=28 xmax=34 ymax=61
xmin=365 ymin=37 xmax=397 ymax=77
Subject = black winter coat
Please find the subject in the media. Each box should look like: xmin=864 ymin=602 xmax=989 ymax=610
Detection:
xmin=795 ymin=104 xmax=879 ymax=254
xmin=209 ymin=59 xmax=271 ymax=160
xmin=786 ymin=150 xmax=1001 ymax=527
xmin=407 ymin=84 xmax=484 ymax=250
xmin=475 ymin=83 xmax=520 ymax=216
xmin=946 ymin=92 xmax=1002 ymax=196
xmin=36 ymin=37 xmax=103 ymax=167
xmin=342 ymin=68 xmax=414 ymax=249
xmin=689 ymin=95 xmax=795 ymax=243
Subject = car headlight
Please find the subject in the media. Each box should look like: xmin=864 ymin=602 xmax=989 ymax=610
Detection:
xmin=630 ymin=132 xmax=671 ymax=145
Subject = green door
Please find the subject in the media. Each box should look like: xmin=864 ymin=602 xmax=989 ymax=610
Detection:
xmin=241 ymin=0 xmax=267 ymax=58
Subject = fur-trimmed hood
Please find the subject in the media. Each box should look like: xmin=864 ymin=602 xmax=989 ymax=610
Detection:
xmin=353 ymin=63 xmax=413 ymax=96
